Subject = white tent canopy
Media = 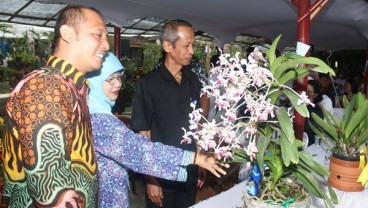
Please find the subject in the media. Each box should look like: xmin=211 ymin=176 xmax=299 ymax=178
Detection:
xmin=51 ymin=0 xmax=368 ymax=51
xmin=0 ymin=0 xmax=367 ymax=51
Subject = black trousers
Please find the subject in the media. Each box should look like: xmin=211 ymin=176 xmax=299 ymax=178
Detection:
xmin=146 ymin=184 xmax=197 ymax=208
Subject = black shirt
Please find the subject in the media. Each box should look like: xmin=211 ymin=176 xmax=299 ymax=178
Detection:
xmin=305 ymin=104 xmax=324 ymax=146
xmin=131 ymin=62 xmax=201 ymax=189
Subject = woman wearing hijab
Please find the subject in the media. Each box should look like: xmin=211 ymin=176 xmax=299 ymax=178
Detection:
xmin=87 ymin=52 xmax=227 ymax=207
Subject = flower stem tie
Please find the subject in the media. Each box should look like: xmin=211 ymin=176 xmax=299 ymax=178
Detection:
xmin=266 ymin=198 xmax=295 ymax=208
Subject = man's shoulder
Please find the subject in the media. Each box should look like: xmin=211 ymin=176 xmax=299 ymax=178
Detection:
xmin=26 ymin=66 xmax=65 ymax=79
xmin=11 ymin=67 xmax=68 ymax=95
xmin=139 ymin=67 xmax=162 ymax=82
xmin=28 ymin=68 xmax=67 ymax=85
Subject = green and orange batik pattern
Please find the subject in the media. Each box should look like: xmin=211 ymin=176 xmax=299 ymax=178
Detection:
xmin=1 ymin=56 xmax=98 ymax=208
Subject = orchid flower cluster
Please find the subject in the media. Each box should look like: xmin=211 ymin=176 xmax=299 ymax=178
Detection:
xmin=181 ymin=48 xmax=312 ymax=162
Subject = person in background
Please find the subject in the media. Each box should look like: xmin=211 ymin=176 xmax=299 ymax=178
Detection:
xmin=304 ymin=80 xmax=326 ymax=146
xmin=344 ymin=78 xmax=359 ymax=102
xmin=319 ymin=73 xmax=337 ymax=107
xmin=1 ymin=6 xmax=109 ymax=207
xmin=131 ymin=19 xmax=203 ymax=208
xmin=87 ymin=52 xmax=228 ymax=208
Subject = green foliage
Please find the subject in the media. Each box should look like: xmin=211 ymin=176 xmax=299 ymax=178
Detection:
xmin=28 ymin=29 xmax=52 ymax=57
xmin=226 ymin=35 xmax=338 ymax=206
xmin=142 ymin=42 xmax=162 ymax=73
xmin=7 ymin=32 xmax=35 ymax=69
xmin=120 ymin=56 xmax=138 ymax=102
xmin=310 ymin=92 xmax=368 ymax=157
xmin=224 ymin=44 xmax=246 ymax=59
xmin=3 ymin=27 xmax=54 ymax=76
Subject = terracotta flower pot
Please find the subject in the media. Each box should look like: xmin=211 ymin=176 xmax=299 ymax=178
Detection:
xmin=328 ymin=152 xmax=364 ymax=192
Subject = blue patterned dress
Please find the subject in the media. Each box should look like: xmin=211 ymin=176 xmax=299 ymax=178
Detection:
xmin=91 ymin=113 xmax=193 ymax=208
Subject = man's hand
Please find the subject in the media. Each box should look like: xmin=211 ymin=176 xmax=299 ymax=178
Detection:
xmin=145 ymin=176 xmax=163 ymax=207
xmin=194 ymin=151 xmax=229 ymax=178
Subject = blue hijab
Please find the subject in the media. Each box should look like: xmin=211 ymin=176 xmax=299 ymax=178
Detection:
xmin=87 ymin=52 xmax=124 ymax=115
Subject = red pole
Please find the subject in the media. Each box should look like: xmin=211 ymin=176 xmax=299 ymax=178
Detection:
xmin=293 ymin=0 xmax=311 ymax=141
xmin=114 ymin=26 xmax=121 ymax=58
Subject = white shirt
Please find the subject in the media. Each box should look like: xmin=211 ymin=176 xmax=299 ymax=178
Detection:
xmin=320 ymin=94 xmax=334 ymax=115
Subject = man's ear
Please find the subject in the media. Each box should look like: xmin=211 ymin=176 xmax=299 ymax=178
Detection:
xmin=60 ymin=25 xmax=74 ymax=44
xmin=162 ymin=41 xmax=172 ymax=53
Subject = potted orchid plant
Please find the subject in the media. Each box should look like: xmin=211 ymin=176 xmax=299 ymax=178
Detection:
xmin=182 ymin=35 xmax=338 ymax=207
xmin=309 ymin=92 xmax=368 ymax=191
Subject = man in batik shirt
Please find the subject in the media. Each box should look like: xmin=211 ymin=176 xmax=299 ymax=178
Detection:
xmin=1 ymin=5 xmax=109 ymax=208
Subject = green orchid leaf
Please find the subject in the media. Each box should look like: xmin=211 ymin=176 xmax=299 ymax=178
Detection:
xmin=344 ymin=103 xmax=368 ymax=141
xmin=288 ymin=167 xmax=322 ymax=198
xmin=311 ymin=113 xmax=338 ymax=141
xmin=283 ymin=53 xmax=336 ymax=76
xmin=308 ymin=120 xmax=336 ymax=149
xmin=273 ymin=59 xmax=299 ymax=81
xmin=282 ymin=88 xmax=309 ymax=117
xmin=264 ymin=153 xmax=284 ymax=188
xmin=327 ymin=184 xmax=339 ymax=204
xmin=295 ymin=66 xmax=311 ymax=78
xmin=341 ymin=95 xmax=355 ymax=129
xmin=266 ymin=34 xmax=282 ymax=66
xmin=322 ymin=107 xmax=340 ymax=127
xmin=276 ymin=107 xmax=295 ymax=142
xmin=225 ymin=149 xmax=249 ymax=163
xmin=268 ymin=87 xmax=282 ymax=105
xmin=299 ymin=151 xmax=330 ymax=176
xmin=356 ymin=124 xmax=368 ymax=147
xmin=256 ymin=132 xmax=271 ymax=175
xmin=356 ymin=91 xmax=367 ymax=108
xmin=294 ymin=139 xmax=305 ymax=148
xmin=280 ymin=134 xmax=299 ymax=166
xmin=277 ymin=66 xmax=310 ymax=85
xmin=308 ymin=65 xmax=335 ymax=75
xmin=270 ymin=55 xmax=288 ymax=74
xmin=277 ymin=69 xmax=297 ymax=85
xmin=290 ymin=167 xmax=334 ymax=208
xmin=342 ymin=95 xmax=350 ymax=110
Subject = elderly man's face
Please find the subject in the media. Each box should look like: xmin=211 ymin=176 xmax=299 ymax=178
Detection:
xmin=166 ymin=26 xmax=195 ymax=67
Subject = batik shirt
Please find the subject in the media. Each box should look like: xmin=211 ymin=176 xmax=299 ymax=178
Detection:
xmin=91 ymin=113 xmax=193 ymax=208
xmin=1 ymin=56 xmax=98 ymax=207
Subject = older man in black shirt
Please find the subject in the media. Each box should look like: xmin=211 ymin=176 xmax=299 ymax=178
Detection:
xmin=131 ymin=19 xmax=202 ymax=208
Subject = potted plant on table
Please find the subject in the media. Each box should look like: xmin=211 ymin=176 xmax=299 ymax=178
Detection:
xmin=181 ymin=35 xmax=338 ymax=207
xmin=310 ymin=92 xmax=368 ymax=191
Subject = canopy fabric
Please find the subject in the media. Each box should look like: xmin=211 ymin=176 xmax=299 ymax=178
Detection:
xmin=51 ymin=0 xmax=368 ymax=51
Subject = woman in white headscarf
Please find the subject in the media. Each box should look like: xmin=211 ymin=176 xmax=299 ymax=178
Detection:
xmin=87 ymin=52 xmax=227 ymax=207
